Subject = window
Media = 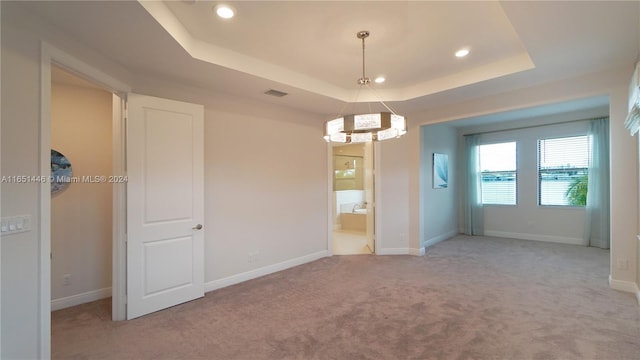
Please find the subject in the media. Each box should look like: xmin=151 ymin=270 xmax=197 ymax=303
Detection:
xmin=479 ymin=142 xmax=517 ymax=205
xmin=538 ymin=135 xmax=590 ymax=206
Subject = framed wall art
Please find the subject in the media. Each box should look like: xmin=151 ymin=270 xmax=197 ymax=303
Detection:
xmin=51 ymin=149 xmax=73 ymax=194
xmin=433 ymin=153 xmax=448 ymax=189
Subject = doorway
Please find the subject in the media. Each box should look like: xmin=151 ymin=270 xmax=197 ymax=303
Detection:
xmin=330 ymin=142 xmax=375 ymax=255
xmin=41 ymin=44 xmax=205 ymax=337
xmin=49 ymin=66 xmax=113 ymax=312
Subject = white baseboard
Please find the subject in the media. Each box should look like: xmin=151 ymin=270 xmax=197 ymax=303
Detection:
xmin=374 ymin=247 xmax=424 ymax=256
xmin=484 ymin=230 xmax=584 ymax=246
xmin=51 ymin=287 xmax=111 ymax=311
xmin=376 ymin=248 xmax=406 ymax=255
xmin=205 ymin=250 xmax=328 ymax=293
xmin=423 ymin=230 xmax=459 ymax=249
xmin=609 ymin=276 xmax=640 ymax=303
xmin=376 ymin=248 xmax=408 ymax=255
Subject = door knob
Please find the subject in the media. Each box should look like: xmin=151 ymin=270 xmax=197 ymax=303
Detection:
xmin=192 ymin=224 xmax=203 ymax=230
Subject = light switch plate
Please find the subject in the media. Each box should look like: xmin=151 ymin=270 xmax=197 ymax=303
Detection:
xmin=1 ymin=215 xmax=32 ymax=236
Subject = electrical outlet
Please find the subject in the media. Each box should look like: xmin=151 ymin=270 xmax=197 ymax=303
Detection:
xmin=63 ymin=274 xmax=72 ymax=286
xmin=248 ymin=251 xmax=260 ymax=263
xmin=617 ymin=260 xmax=629 ymax=270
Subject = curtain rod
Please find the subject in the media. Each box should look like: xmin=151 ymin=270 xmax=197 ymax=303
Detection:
xmin=461 ymin=116 xmax=608 ymax=137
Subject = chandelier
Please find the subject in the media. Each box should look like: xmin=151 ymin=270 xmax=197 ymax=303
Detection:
xmin=324 ymin=30 xmax=407 ymax=143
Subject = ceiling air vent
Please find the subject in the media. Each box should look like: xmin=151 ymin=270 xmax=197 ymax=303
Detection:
xmin=264 ymin=89 xmax=288 ymax=98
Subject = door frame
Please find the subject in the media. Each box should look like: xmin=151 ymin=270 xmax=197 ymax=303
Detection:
xmin=326 ymin=142 xmax=382 ymax=255
xmin=39 ymin=42 xmax=130 ymax=357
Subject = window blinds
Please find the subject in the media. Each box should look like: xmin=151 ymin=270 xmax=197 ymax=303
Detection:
xmin=537 ymin=135 xmax=590 ymax=206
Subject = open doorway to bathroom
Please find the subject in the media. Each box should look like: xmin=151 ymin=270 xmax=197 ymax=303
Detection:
xmin=331 ymin=142 xmax=375 ymax=255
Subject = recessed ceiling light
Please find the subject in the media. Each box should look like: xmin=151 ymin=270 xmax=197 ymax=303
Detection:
xmin=374 ymin=76 xmax=386 ymax=84
xmin=215 ymin=4 xmax=235 ymax=19
xmin=455 ymin=48 xmax=470 ymax=58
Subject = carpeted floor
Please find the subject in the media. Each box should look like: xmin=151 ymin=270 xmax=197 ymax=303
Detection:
xmin=52 ymin=235 xmax=640 ymax=359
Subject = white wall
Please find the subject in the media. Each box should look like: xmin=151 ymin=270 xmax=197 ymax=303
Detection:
xmin=203 ymin=107 xmax=327 ymax=283
xmin=1 ymin=1 xmax=4 ymax=355
xmin=420 ymin=124 xmax=459 ymax=248
xmin=51 ymin=82 xmax=112 ymax=308
xmin=609 ymin=84 xmax=639 ymax=288
xmin=2 ymin=5 xmax=49 ymax=357
xmin=378 ymin=136 xmax=412 ymax=254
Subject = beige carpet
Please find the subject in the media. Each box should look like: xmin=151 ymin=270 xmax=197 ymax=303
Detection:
xmin=52 ymin=235 xmax=640 ymax=359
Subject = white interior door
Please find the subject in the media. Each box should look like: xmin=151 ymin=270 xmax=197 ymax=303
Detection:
xmin=364 ymin=142 xmax=375 ymax=253
xmin=126 ymin=93 xmax=204 ymax=319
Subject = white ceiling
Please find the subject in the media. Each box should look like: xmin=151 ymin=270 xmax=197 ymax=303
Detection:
xmin=20 ymin=1 xmax=640 ymax=118
xmin=157 ymin=0 xmax=533 ymax=102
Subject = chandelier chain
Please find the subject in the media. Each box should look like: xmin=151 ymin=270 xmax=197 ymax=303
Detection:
xmin=362 ymin=35 xmax=366 ymax=82
xmin=365 ymin=83 xmax=398 ymax=115
xmin=357 ymin=30 xmax=370 ymax=85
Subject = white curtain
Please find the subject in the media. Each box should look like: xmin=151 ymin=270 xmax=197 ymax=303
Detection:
xmin=584 ymin=118 xmax=610 ymax=248
xmin=464 ymin=135 xmax=484 ymax=235
xmin=624 ymin=102 xmax=640 ymax=135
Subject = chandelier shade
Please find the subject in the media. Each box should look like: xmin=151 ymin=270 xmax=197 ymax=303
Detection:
xmin=323 ymin=30 xmax=407 ymax=143
xmin=324 ymin=112 xmax=407 ymax=143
